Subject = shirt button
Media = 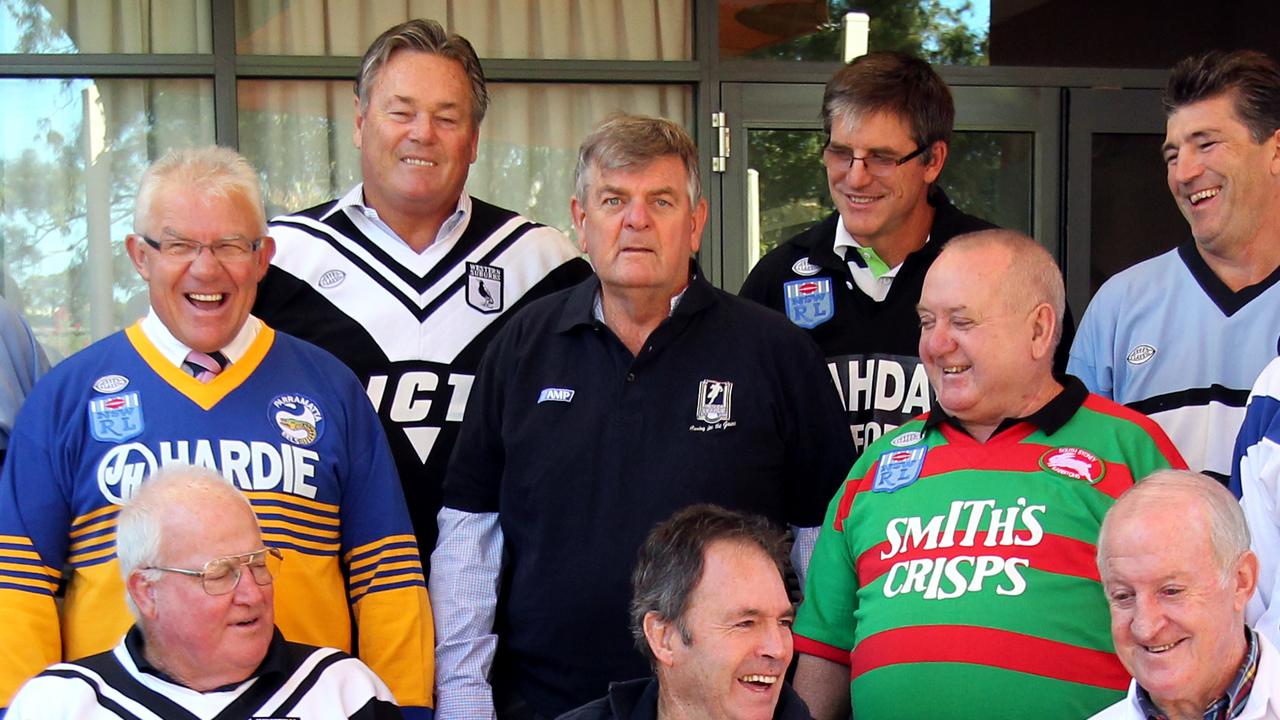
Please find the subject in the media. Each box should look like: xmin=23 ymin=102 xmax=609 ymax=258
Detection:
xmin=627 ymin=372 xmax=636 ymax=382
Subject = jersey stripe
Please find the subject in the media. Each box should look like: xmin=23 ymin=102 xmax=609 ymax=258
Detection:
xmin=850 ymin=624 xmax=1129 ymax=690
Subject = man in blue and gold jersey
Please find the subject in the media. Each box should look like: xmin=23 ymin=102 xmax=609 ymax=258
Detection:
xmin=0 ymin=147 xmax=433 ymax=718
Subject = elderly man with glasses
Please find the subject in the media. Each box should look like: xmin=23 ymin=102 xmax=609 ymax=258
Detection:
xmin=0 ymin=147 xmax=434 ymax=717
xmin=7 ymin=464 xmax=404 ymax=719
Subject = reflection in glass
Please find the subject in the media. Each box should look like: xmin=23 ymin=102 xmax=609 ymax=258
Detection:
xmin=0 ymin=0 xmax=210 ymax=53
xmin=1089 ymin=133 xmax=1186 ymax=298
xmin=745 ymin=128 xmax=1030 ymax=272
xmin=0 ymin=78 xmax=215 ymax=360
xmin=239 ymin=80 xmax=692 ymax=234
xmin=235 ymin=0 xmax=691 ymax=60
xmin=722 ymin=0 xmax=988 ymax=65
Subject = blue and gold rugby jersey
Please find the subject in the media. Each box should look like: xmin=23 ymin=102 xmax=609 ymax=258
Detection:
xmin=0 ymin=322 xmax=433 ymax=718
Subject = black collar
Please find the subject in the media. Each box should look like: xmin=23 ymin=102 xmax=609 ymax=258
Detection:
xmin=923 ymin=375 xmax=1088 ymax=439
xmin=1178 ymin=240 xmax=1280 ymax=317
xmin=125 ymin=623 xmax=290 ymax=692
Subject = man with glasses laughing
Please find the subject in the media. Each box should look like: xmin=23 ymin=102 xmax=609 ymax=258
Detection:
xmin=0 ymin=147 xmax=434 ymax=717
xmin=7 ymin=465 xmax=403 ymax=719
xmin=740 ymin=52 xmax=1000 ymax=459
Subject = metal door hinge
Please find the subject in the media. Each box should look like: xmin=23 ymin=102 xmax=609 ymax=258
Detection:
xmin=711 ymin=112 xmax=729 ymax=172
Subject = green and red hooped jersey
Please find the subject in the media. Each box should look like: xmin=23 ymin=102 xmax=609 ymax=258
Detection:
xmin=794 ymin=393 xmax=1186 ymax=720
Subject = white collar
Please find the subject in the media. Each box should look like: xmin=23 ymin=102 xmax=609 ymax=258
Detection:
xmin=325 ymin=183 xmax=471 ymax=253
xmin=138 ymin=310 xmax=261 ymax=368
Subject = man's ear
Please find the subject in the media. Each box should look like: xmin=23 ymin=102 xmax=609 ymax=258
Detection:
xmin=125 ymin=234 xmax=151 ymax=281
xmin=1233 ymin=550 xmax=1260 ymax=613
xmin=1028 ymin=302 xmax=1057 ymax=362
xmin=127 ymin=571 xmax=159 ymax=619
xmin=643 ymin=611 xmax=678 ymax=668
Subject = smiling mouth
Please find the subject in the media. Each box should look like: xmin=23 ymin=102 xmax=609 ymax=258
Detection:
xmin=942 ymin=365 xmax=969 ymax=374
xmin=739 ymin=674 xmax=779 ymax=688
xmin=403 ymin=158 xmax=437 ymax=167
xmin=1143 ymin=639 xmax=1185 ymax=654
xmin=186 ymin=293 xmax=226 ymax=309
xmin=1189 ymin=187 xmax=1220 ymax=205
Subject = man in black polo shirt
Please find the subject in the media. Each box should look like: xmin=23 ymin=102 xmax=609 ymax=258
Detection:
xmin=431 ymin=115 xmax=854 ymax=720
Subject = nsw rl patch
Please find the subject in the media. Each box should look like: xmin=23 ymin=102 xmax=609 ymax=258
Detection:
xmin=88 ymin=392 xmax=145 ymax=443
xmin=783 ymin=277 xmax=834 ymax=329
xmin=466 ymin=262 xmax=504 ymax=314
xmin=872 ymin=446 xmax=927 ymax=493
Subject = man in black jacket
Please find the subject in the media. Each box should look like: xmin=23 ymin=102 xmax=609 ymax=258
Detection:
xmin=559 ymin=505 xmax=812 ymax=720
xmin=740 ymin=52 xmax=998 ymax=457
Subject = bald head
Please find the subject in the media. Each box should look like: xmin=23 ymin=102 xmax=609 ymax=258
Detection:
xmin=939 ymin=230 xmax=1066 ymax=350
xmin=1099 ymin=470 xmax=1251 ymax=582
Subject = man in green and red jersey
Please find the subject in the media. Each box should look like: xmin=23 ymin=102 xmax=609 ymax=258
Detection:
xmin=792 ymin=229 xmax=1188 ymax=720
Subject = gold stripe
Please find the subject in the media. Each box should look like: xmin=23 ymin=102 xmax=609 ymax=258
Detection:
xmin=68 ymin=545 xmax=116 ymax=565
xmin=69 ymin=516 xmax=116 ymax=540
xmin=260 ymin=533 xmax=340 ymax=553
xmin=348 ymin=559 xmax=424 ymax=586
xmin=69 ymin=504 xmax=119 ymax=528
xmin=0 ymin=574 xmax=58 ymax=593
xmin=0 ymin=561 xmax=60 ymax=580
xmin=245 ymin=490 xmax=340 ymax=516
xmin=69 ymin=531 xmax=116 ymax=553
xmin=0 ymin=534 xmax=36 ymax=547
xmin=344 ymin=534 xmax=419 ymax=564
xmin=258 ymin=517 xmax=340 ymax=540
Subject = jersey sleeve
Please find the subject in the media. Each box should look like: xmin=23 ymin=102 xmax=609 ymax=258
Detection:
xmin=1236 ymin=360 xmax=1280 ymax=643
xmin=793 ymin=466 xmax=869 ymax=665
xmin=1068 ymin=290 xmax=1116 ymax=398
xmin=776 ymin=328 xmax=858 ymax=529
xmin=0 ymin=405 xmax=69 ymax=709
xmin=335 ymin=375 xmax=434 ymax=718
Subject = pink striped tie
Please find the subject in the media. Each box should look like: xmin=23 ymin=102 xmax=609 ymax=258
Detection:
xmin=184 ymin=350 xmax=227 ymax=383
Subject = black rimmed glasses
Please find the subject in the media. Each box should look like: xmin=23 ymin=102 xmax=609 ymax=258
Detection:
xmin=144 ymin=547 xmax=283 ymax=596
xmin=140 ymin=235 xmax=264 ymax=263
xmin=821 ymin=143 xmax=928 ymax=176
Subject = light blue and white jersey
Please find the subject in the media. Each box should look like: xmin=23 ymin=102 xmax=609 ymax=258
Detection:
xmin=1069 ymin=243 xmax=1280 ymax=482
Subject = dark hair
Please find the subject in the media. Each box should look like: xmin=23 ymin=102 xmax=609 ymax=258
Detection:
xmin=630 ymin=504 xmax=791 ymax=666
xmin=355 ymin=18 xmax=489 ymax=125
xmin=1164 ymin=49 xmax=1280 ymax=143
xmin=822 ymin=51 xmax=954 ymax=163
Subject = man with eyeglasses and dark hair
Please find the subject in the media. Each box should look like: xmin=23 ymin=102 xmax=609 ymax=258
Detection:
xmin=0 ymin=146 xmax=435 ymax=717
xmin=7 ymin=464 xmax=404 ymax=719
xmin=743 ymin=53 xmax=1019 ymax=459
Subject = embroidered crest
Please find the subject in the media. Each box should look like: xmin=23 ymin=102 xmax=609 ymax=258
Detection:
xmin=791 ymin=257 xmax=822 ymax=276
xmin=873 ymin=447 xmax=927 ymax=493
xmin=270 ymin=394 xmax=325 ymax=447
xmin=695 ymin=380 xmax=733 ymax=425
xmin=1040 ymin=447 xmax=1105 ymax=484
xmin=466 ymin=262 xmax=504 ymax=314
xmin=1126 ymin=344 xmax=1156 ymax=365
xmin=783 ymin=278 xmax=834 ymax=329
xmin=92 ymin=374 xmax=129 ymax=394
xmin=88 ymin=392 xmax=145 ymax=443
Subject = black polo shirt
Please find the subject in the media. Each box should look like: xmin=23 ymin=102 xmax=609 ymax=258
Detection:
xmin=443 ymin=270 xmax=854 ymax=717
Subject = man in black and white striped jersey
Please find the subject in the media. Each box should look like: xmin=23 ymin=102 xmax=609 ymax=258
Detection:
xmin=6 ymin=464 xmax=402 ymax=720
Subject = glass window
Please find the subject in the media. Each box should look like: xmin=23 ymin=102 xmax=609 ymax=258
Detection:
xmin=0 ymin=78 xmax=215 ymax=360
xmin=0 ymin=0 xmax=210 ymax=54
xmin=721 ymin=0 xmax=989 ymax=65
xmin=235 ymin=0 xmax=692 ymax=60
xmin=239 ymin=80 xmax=692 ymax=234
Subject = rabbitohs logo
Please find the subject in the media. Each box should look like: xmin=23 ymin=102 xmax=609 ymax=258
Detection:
xmin=1039 ymin=447 xmax=1105 ymax=484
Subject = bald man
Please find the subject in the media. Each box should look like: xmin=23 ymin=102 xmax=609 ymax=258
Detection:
xmin=793 ymin=230 xmax=1186 ymax=720
xmin=1093 ymin=470 xmax=1277 ymax=719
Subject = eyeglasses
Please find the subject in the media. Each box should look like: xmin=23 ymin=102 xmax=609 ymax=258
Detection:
xmin=822 ymin=144 xmax=928 ymax=176
xmin=141 ymin=235 xmax=264 ymax=263
xmin=144 ymin=547 xmax=283 ymax=596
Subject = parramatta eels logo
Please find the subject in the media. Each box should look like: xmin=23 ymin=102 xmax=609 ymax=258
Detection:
xmin=269 ymin=394 xmax=325 ymax=447
xmin=1039 ymin=447 xmax=1105 ymax=484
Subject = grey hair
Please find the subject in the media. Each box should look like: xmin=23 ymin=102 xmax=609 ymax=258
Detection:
xmin=116 ymin=464 xmax=251 ymax=618
xmin=355 ymin=18 xmax=489 ymax=125
xmin=574 ymin=114 xmax=700 ymax=207
xmin=1098 ymin=470 xmax=1252 ymax=585
xmin=942 ymin=229 xmax=1067 ymax=350
xmin=630 ymin=504 xmax=790 ymax=668
xmin=132 ymin=146 xmax=266 ymax=238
